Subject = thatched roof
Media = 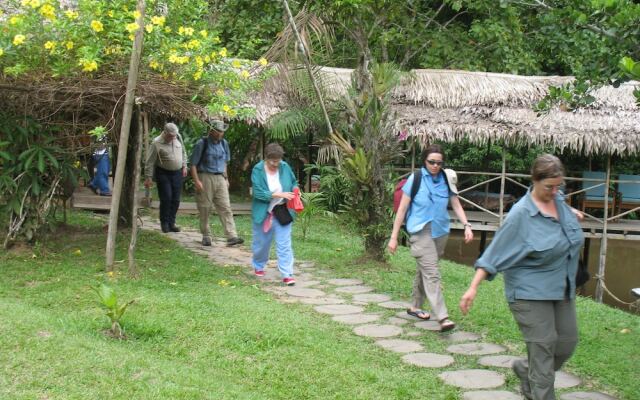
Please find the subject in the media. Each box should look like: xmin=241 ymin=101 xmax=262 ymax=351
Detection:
xmin=249 ymin=67 xmax=640 ymax=156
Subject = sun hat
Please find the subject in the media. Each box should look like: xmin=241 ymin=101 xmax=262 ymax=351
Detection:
xmin=443 ymin=168 xmax=459 ymax=194
xmin=208 ymin=119 xmax=228 ymax=132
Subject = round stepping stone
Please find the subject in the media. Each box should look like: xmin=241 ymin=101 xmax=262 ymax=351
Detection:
xmin=326 ymin=278 xmax=363 ymax=286
xmin=463 ymin=390 xmax=522 ymax=400
xmin=294 ymin=280 xmax=321 ymax=288
xmin=387 ymin=317 xmax=409 ymax=326
xmin=352 ymin=293 xmax=392 ymax=303
xmin=555 ymin=371 xmax=582 ymax=389
xmin=447 ymin=342 xmax=506 ymax=355
xmin=353 ymin=324 xmax=403 ymax=338
xmin=375 ymin=339 xmax=424 ymax=353
xmin=396 ymin=311 xmax=421 ymax=320
xmin=402 ymin=353 xmax=455 ymax=368
xmin=414 ymin=320 xmax=442 ymax=331
xmin=478 ymin=355 xmax=523 ymax=368
xmin=298 ymin=261 xmax=315 ymax=269
xmin=298 ymin=297 xmax=345 ymax=305
xmin=405 ymin=331 xmax=423 ymax=337
xmin=332 ymin=313 xmax=382 ymax=325
xmin=335 ymin=285 xmax=374 ymax=294
xmin=314 ymin=304 xmax=364 ymax=315
xmin=439 ymin=369 xmax=505 ymax=389
xmin=441 ymin=331 xmax=481 ymax=343
xmin=378 ymin=300 xmax=412 ymax=309
xmin=286 ymin=287 xmax=326 ymax=298
xmin=560 ymin=392 xmax=618 ymax=400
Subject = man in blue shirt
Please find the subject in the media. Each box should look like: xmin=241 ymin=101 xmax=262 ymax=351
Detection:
xmin=190 ymin=120 xmax=243 ymax=247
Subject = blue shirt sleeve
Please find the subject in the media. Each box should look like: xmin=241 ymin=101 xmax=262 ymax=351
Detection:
xmin=474 ymin=208 xmax=530 ymax=280
xmin=191 ymin=138 xmax=204 ymax=166
xmin=223 ymin=139 xmax=231 ymax=163
xmin=401 ymin=173 xmax=415 ymax=196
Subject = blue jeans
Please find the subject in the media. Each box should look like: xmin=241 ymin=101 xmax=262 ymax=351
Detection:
xmin=252 ymin=218 xmax=294 ymax=278
xmin=155 ymin=167 xmax=183 ymax=227
xmin=89 ymin=153 xmax=111 ymax=194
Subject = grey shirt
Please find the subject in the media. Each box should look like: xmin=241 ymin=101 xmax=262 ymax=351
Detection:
xmin=475 ymin=189 xmax=584 ymax=302
xmin=145 ymin=133 xmax=186 ymax=179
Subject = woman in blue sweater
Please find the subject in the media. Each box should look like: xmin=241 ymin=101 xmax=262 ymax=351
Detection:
xmin=251 ymin=143 xmax=299 ymax=286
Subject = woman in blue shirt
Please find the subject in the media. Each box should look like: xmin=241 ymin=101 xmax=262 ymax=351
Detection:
xmin=251 ymin=143 xmax=299 ymax=286
xmin=389 ymin=144 xmax=474 ymax=331
xmin=459 ymin=154 xmax=585 ymax=400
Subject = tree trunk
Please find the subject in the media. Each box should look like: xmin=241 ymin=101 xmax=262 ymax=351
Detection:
xmin=105 ymin=0 xmax=145 ymax=270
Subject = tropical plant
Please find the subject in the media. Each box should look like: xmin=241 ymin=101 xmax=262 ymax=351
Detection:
xmin=297 ymin=191 xmax=334 ymax=240
xmin=92 ymin=282 xmax=135 ymax=339
xmin=0 ymin=114 xmax=82 ymax=247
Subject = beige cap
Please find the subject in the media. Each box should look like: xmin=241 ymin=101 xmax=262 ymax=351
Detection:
xmin=444 ymin=168 xmax=458 ymax=194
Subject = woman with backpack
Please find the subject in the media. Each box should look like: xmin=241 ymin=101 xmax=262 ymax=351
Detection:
xmin=388 ymin=144 xmax=474 ymax=332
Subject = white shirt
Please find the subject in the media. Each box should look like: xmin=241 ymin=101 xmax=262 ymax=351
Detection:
xmin=266 ymin=170 xmax=284 ymax=211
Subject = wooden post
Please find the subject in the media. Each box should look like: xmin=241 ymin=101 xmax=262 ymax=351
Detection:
xmin=105 ymin=0 xmax=145 ymax=270
xmin=499 ymin=150 xmax=506 ymax=224
xmin=595 ymin=155 xmax=611 ymax=302
xmin=127 ymin=107 xmax=144 ymax=277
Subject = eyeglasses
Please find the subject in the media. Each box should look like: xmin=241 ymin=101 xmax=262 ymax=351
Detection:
xmin=266 ymin=159 xmax=281 ymax=166
xmin=541 ymin=181 xmax=565 ymax=192
xmin=426 ymin=160 xmax=443 ymax=167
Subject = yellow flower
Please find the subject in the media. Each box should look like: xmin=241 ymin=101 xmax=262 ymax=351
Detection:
xmin=149 ymin=60 xmax=160 ymax=70
xmin=39 ymin=4 xmax=56 ymax=20
xmin=259 ymin=57 xmax=268 ymax=66
xmin=199 ymin=30 xmax=208 ymax=38
xmin=21 ymin=0 xmax=30 ymax=6
xmin=44 ymin=41 xmax=56 ymax=53
xmin=186 ymin=39 xmax=200 ymax=49
xmin=9 ymin=16 xmax=23 ymax=25
xmin=227 ymin=109 xmax=237 ymax=117
xmin=222 ymin=105 xmax=231 ymax=113
xmin=232 ymin=59 xmax=241 ymax=68
xmin=64 ymin=10 xmax=78 ymax=20
xmin=79 ymin=58 xmax=98 ymax=72
xmin=212 ymin=36 xmax=221 ymax=44
xmin=193 ymin=70 xmax=202 ymax=80
xmin=126 ymin=22 xmax=139 ymax=33
xmin=151 ymin=16 xmax=165 ymax=26
xmin=91 ymin=20 xmax=104 ymax=32
xmin=164 ymin=26 xmax=172 ymax=33
xmin=217 ymin=279 xmax=230 ymax=287
xmin=204 ymin=55 xmax=211 ymax=63
xmin=240 ymin=70 xmax=250 ymax=79
xmin=108 ymin=10 xmax=114 ymax=17
xmin=74 ymin=161 xmax=81 ymax=168
xmin=169 ymin=54 xmax=179 ymax=64
xmin=195 ymin=56 xmax=204 ymax=68
xmin=25 ymin=0 xmax=40 ymax=8
xmin=178 ymin=26 xmax=194 ymax=36
xmin=215 ymin=89 xmax=224 ymax=96
xmin=107 ymin=271 xmax=115 ymax=278
xmin=13 ymin=35 xmax=26 ymax=46
xmin=145 ymin=24 xmax=154 ymax=33
xmin=66 ymin=41 xmax=74 ymax=50
xmin=129 ymin=34 xmax=135 ymax=41
xmin=219 ymin=47 xmax=227 ymax=57
xmin=132 ymin=10 xmax=141 ymax=19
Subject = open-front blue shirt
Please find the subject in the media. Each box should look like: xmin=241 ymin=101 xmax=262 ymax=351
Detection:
xmin=402 ymin=168 xmax=453 ymax=238
xmin=475 ymin=189 xmax=584 ymax=302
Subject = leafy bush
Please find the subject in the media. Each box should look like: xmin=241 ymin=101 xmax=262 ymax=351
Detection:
xmin=92 ymin=283 xmax=135 ymax=339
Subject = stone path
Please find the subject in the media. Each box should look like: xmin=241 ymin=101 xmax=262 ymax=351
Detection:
xmin=142 ymin=217 xmax=618 ymax=400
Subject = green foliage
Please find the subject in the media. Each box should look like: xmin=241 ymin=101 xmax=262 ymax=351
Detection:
xmin=92 ymin=282 xmax=135 ymax=339
xmin=297 ymin=191 xmax=334 ymax=240
xmin=0 ymin=114 xmax=83 ymax=246
xmin=305 ymin=163 xmax=352 ymax=213
xmin=0 ymin=0 xmax=269 ymax=117
xmin=619 ymin=57 xmax=640 ymax=105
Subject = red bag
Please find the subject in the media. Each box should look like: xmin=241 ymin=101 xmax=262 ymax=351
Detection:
xmin=287 ymin=187 xmax=304 ymax=213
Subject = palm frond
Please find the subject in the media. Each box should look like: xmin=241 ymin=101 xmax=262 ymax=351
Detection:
xmin=267 ymin=108 xmax=315 ymax=140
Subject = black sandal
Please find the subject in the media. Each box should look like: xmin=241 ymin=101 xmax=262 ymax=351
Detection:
xmin=406 ymin=309 xmax=431 ymax=320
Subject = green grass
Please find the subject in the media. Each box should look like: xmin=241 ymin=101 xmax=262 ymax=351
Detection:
xmin=1 ymin=211 xmax=638 ymax=399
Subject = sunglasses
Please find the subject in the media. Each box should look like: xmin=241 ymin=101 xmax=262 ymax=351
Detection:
xmin=426 ymin=159 xmax=443 ymax=167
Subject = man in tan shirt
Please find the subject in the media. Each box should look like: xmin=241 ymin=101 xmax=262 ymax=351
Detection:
xmin=144 ymin=123 xmax=187 ymax=233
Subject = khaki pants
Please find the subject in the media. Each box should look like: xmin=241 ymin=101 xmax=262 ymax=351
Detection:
xmin=195 ymin=173 xmax=237 ymax=239
xmin=509 ymin=299 xmax=578 ymax=400
xmin=408 ymin=224 xmax=449 ymax=321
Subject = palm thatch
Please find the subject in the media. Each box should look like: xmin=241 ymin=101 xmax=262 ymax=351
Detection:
xmin=248 ymin=66 xmax=640 ymax=156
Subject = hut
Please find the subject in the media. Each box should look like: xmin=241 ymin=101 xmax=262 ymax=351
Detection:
xmin=248 ymin=66 xmax=640 ymax=303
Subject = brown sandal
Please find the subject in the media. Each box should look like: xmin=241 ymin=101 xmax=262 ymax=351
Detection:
xmin=439 ymin=318 xmax=455 ymax=332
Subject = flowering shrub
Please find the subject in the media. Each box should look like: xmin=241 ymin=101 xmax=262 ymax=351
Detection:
xmin=0 ymin=0 xmax=270 ymax=117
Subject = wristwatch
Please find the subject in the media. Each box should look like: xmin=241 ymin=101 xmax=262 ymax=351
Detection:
xmin=463 ymin=223 xmax=472 ymax=229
